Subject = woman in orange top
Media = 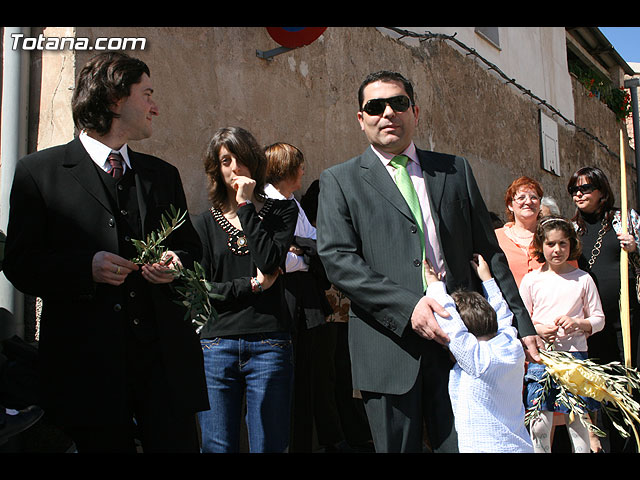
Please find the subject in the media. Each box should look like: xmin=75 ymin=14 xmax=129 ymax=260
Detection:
xmin=495 ymin=176 xmax=544 ymax=287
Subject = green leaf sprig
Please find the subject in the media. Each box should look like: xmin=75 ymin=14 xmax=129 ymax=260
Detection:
xmin=172 ymin=261 xmax=224 ymax=332
xmin=129 ymin=205 xmax=220 ymax=331
xmin=130 ymin=205 xmax=186 ymax=265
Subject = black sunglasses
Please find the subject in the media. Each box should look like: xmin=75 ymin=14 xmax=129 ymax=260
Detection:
xmin=568 ymin=183 xmax=596 ymax=195
xmin=361 ymin=95 xmax=413 ymax=116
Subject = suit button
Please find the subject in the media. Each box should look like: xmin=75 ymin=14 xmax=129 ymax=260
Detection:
xmin=383 ymin=317 xmax=396 ymax=331
xmin=108 ymin=218 xmax=115 ymax=227
xmin=413 ymin=259 xmax=421 ymax=267
xmin=410 ymin=225 xmax=417 ymax=233
xmin=133 ymin=318 xmax=140 ymax=325
xmin=129 ymin=291 xmax=136 ymax=298
xmin=113 ymin=304 xmax=122 ymax=312
xmin=120 ymin=209 xmax=128 ymax=216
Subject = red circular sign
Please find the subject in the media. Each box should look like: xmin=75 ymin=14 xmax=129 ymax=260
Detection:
xmin=266 ymin=27 xmax=327 ymax=48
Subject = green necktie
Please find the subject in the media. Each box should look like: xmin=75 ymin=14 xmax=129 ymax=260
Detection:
xmin=390 ymin=155 xmax=427 ymax=290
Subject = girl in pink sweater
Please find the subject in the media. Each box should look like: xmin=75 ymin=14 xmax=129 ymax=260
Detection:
xmin=520 ymin=215 xmax=605 ymax=453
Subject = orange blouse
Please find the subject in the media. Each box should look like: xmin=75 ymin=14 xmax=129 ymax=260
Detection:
xmin=495 ymin=225 xmax=543 ymax=288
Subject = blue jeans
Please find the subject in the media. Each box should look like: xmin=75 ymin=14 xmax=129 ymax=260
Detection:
xmin=197 ymin=332 xmax=294 ymax=453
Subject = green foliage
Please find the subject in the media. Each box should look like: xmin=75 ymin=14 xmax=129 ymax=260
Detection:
xmin=172 ymin=261 xmax=224 ymax=331
xmin=129 ymin=205 xmax=219 ymax=331
xmin=569 ymin=57 xmax=633 ymax=121
xmin=130 ymin=205 xmax=187 ymax=265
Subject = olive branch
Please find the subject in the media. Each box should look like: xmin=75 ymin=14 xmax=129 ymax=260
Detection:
xmin=172 ymin=261 xmax=223 ymax=332
xmin=129 ymin=205 xmax=220 ymax=331
xmin=130 ymin=205 xmax=186 ymax=265
xmin=525 ymin=347 xmax=640 ymax=449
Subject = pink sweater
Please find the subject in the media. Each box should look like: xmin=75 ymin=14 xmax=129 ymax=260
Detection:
xmin=519 ymin=267 xmax=605 ymax=352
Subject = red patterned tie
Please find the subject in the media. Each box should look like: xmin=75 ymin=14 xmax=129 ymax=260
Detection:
xmin=108 ymin=152 xmax=124 ymax=179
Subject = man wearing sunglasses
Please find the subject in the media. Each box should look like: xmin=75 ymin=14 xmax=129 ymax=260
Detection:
xmin=317 ymin=71 xmax=539 ymax=453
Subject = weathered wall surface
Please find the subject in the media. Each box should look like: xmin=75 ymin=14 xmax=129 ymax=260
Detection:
xmin=27 ymin=26 xmax=635 ymax=220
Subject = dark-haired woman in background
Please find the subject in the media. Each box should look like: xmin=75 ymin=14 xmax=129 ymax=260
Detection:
xmin=568 ymin=166 xmax=640 ymax=452
xmin=193 ymin=127 xmax=297 ymax=453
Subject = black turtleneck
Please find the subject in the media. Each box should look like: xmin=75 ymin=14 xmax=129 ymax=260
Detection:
xmin=577 ymin=210 xmax=621 ymax=313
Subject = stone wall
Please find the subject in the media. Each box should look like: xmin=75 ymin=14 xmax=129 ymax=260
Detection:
xmin=27 ymin=26 xmax=636 ymax=219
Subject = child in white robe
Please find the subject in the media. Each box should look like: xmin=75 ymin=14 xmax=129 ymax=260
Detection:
xmin=424 ymin=254 xmax=533 ymax=453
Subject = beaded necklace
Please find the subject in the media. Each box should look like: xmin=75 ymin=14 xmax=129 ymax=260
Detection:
xmin=210 ymin=198 xmax=275 ymax=256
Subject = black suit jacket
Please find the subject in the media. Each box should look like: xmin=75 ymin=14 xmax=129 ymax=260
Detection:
xmin=3 ymin=137 xmax=208 ymax=427
xmin=317 ymin=146 xmax=534 ymax=396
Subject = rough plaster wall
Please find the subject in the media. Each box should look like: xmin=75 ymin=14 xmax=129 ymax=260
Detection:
xmin=45 ymin=27 xmax=635 ymax=220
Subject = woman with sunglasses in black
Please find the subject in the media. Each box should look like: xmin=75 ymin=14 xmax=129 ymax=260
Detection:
xmin=567 ymin=166 xmax=640 ymax=452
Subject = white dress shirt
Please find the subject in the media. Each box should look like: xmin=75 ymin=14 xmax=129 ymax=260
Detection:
xmin=79 ymin=130 xmax=132 ymax=174
xmin=427 ymin=279 xmax=534 ymax=453
xmin=264 ymin=183 xmax=316 ymax=273
xmin=371 ymin=143 xmax=445 ymax=277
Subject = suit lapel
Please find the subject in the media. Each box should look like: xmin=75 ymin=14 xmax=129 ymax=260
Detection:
xmin=418 ymin=149 xmax=446 ymax=214
xmin=63 ymin=138 xmax=114 ymax=214
xmin=64 ymin=139 xmax=155 ymax=237
xmin=360 ymin=147 xmax=414 ymax=221
xmin=129 ymin=148 xmax=155 ymax=237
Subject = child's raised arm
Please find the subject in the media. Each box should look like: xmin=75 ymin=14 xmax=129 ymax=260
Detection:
xmin=470 ymin=253 xmax=492 ymax=282
xmin=472 ymin=254 xmax=514 ymax=330
xmin=423 ymin=258 xmax=441 ymax=286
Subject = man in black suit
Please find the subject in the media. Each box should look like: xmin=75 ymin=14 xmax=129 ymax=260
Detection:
xmin=317 ymin=71 xmax=540 ymax=453
xmin=3 ymin=52 xmax=208 ymax=452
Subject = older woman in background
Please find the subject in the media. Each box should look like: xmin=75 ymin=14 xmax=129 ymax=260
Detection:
xmin=494 ymin=176 xmax=545 ymax=287
xmin=541 ymin=196 xmax=561 ymax=216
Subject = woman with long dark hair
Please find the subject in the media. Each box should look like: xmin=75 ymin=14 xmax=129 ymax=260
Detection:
xmin=194 ymin=127 xmax=298 ymax=452
xmin=568 ymin=166 xmax=640 ymax=452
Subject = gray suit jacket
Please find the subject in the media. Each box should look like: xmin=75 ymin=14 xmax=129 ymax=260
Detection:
xmin=317 ymin=146 xmax=534 ymax=395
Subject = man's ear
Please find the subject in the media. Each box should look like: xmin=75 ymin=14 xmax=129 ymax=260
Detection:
xmin=356 ymin=110 xmax=365 ymax=132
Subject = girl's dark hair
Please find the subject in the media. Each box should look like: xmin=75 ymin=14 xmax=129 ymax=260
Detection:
xmin=451 ymin=290 xmax=498 ymax=338
xmin=529 ymin=215 xmax=582 ymax=263
xmin=567 ymin=166 xmax=615 ymax=235
xmin=203 ymin=127 xmax=267 ymax=209
xmin=72 ymin=52 xmax=150 ymax=136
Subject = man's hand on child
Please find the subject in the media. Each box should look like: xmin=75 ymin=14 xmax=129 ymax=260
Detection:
xmin=411 ymin=296 xmax=450 ymax=345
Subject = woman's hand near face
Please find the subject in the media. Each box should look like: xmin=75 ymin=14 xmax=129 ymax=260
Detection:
xmin=233 ymin=176 xmax=256 ymax=204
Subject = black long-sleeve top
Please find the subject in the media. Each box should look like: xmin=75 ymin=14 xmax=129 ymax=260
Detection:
xmin=192 ymin=199 xmax=298 ymax=338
